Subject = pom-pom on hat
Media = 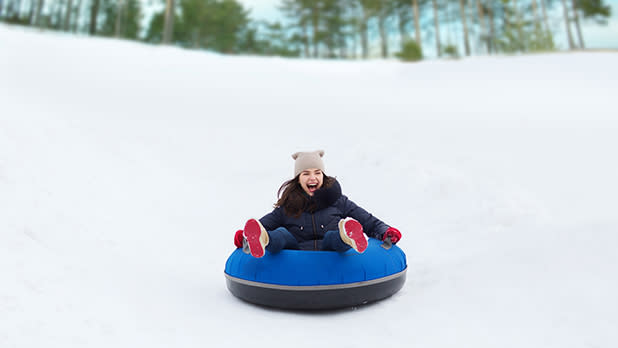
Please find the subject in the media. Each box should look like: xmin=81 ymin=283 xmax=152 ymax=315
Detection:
xmin=292 ymin=150 xmax=325 ymax=176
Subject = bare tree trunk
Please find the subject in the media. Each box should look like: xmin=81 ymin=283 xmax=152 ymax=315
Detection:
xmin=114 ymin=0 xmax=123 ymax=37
xmin=8 ymin=0 xmax=14 ymax=19
xmin=361 ymin=20 xmax=369 ymax=58
xmin=360 ymin=6 xmax=369 ymax=59
xmin=10 ymin=0 xmax=20 ymax=18
xmin=10 ymin=0 xmax=21 ymax=20
xmin=560 ymin=0 xmax=575 ymax=49
xmin=539 ymin=0 xmax=551 ymax=35
xmin=488 ymin=2 xmax=496 ymax=53
xmin=412 ymin=0 xmax=421 ymax=45
xmin=63 ymin=0 xmax=73 ymax=30
xmin=72 ymin=0 xmax=82 ymax=32
xmin=29 ymin=0 xmax=37 ymax=23
xmin=162 ymin=0 xmax=174 ymax=44
xmin=53 ymin=0 xmax=63 ymax=27
xmin=398 ymin=6 xmax=408 ymax=42
xmin=570 ymin=0 xmax=584 ymax=48
xmin=458 ymin=0 xmax=470 ymax=56
xmin=311 ymin=3 xmax=319 ymax=58
xmin=5 ymin=0 xmax=13 ymax=18
xmin=444 ymin=0 xmax=455 ymax=47
xmin=191 ymin=29 xmax=199 ymax=48
xmin=531 ymin=0 xmax=540 ymax=26
xmin=351 ymin=25 xmax=358 ymax=59
xmin=339 ymin=31 xmax=347 ymax=59
xmin=377 ymin=12 xmax=388 ymax=58
xmin=302 ymin=21 xmax=310 ymax=58
xmin=33 ymin=0 xmax=44 ymax=27
xmin=89 ymin=0 xmax=100 ymax=35
xmin=432 ymin=0 xmax=441 ymax=56
xmin=23 ymin=0 xmax=30 ymax=20
xmin=476 ymin=0 xmax=487 ymax=53
xmin=514 ymin=0 xmax=525 ymax=51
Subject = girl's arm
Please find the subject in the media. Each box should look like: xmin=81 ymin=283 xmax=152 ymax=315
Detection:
xmin=259 ymin=207 xmax=284 ymax=231
xmin=339 ymin=195 xmax=389 ymax=240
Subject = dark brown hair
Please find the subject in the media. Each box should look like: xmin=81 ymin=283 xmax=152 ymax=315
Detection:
xmin=276 ymin=174 xmax=336 ymax=218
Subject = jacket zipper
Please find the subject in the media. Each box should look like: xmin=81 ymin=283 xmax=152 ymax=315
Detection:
xmin=311 ymin=213 xmax=318 ymax=250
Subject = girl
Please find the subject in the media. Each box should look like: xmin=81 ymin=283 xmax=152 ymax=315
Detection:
xmin=233 ymin=150 xmax=401 ymax=258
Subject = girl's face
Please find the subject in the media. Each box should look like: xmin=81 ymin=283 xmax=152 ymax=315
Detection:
xmin=299 ymin=168 xmax=324 ymax=196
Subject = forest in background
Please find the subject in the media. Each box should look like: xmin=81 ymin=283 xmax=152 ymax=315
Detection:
xmin=0 ymin=0 xmax=613 ymax=59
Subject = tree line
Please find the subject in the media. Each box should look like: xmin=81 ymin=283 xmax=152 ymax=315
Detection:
xmin=0 ymin=0 xmax=611 ymax=59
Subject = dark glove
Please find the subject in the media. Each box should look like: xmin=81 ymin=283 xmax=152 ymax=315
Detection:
xmin=383 ymin=227 xmax=402 ymax=244
xmin=233 ymin=229 xmax=244 ymax=248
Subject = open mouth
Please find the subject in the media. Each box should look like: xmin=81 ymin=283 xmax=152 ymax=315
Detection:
xmin=307 ymin=183 xmax=319 ymax=193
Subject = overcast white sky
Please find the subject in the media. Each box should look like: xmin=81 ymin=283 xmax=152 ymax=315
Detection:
xmin=238 ymin=0 xmax=281 ymax=21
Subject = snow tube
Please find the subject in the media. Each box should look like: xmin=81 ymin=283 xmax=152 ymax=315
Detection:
xmin=224 ymin=238 xmax=407 ymax=310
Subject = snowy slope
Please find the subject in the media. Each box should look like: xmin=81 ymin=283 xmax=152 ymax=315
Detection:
xmin=1 ymin=24 xmax=618 ymax=348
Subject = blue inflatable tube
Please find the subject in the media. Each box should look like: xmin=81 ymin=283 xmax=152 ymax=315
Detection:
xmin=224 ymin=238 xmax=407 ymax=310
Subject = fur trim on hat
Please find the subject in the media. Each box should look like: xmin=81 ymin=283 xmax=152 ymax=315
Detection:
xmin=292 ymin=150 xmax=325 ymax=176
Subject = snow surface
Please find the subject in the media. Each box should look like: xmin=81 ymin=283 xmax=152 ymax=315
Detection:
xmin=2 ymin=24 xmax=618 ymax=348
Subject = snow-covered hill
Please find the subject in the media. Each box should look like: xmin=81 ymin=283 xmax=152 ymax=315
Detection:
xmin=2 ymin=24 xmax=617 ymax=348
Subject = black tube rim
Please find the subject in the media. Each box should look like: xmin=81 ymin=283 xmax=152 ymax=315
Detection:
xmin=225 ymin=268 xmax=407 ymax=310
xmin=225 ymin=267 xmax=407 ymax=291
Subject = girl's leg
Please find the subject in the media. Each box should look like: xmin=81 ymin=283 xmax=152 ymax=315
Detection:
xmin=321 ymin=230 xmax=351 ymax=252
xmin=266 ymin=227 xmax=299 ymax=254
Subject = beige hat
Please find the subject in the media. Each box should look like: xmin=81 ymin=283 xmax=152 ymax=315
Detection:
xmin=292 ymin=150 xmax=325 ymax=176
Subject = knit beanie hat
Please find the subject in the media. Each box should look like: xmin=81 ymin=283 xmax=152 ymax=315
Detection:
xmin=292 ymin=150 xmax=325 ymax=176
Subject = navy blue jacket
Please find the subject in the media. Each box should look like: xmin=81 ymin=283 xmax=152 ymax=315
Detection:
xmin=259 ymin=180 xmax=390 ymax=250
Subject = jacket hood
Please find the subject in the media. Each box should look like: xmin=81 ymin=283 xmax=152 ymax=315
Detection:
xmin=309 ymin=179 xmax=342 ymax=211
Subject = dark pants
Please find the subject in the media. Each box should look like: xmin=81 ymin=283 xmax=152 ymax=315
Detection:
xmin=265 ymin=227 xmax=351 ymax=253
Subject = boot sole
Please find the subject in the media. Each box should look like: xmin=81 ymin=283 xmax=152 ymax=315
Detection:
xmin=339 ymin=218 xmax=367 ymax=253
xmin=244 ymin=219 xmax=269 ymax=258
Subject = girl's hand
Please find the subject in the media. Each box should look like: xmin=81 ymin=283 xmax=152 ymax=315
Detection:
xmin=234 ymin=229 xmax=244 ymax=248
xmin=383 ymin=227 xmax=402 ymax=244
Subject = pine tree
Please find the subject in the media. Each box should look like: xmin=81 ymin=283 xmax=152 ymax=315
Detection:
xmin=99 ymin=0 xmax=141 ymax=39
xmin=154 ymin=0 xmax=249 ymax=52
xmin=572 ymin=0 xmax=612 ymax=48
xmin=578 ymin=0 xmax=611 ymax=22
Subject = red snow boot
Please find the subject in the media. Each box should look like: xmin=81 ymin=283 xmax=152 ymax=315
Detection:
xmin=338 ymin=218 xmax=368 ymax=253
xmin=243 ymin=219 xmax=269 ymax=258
